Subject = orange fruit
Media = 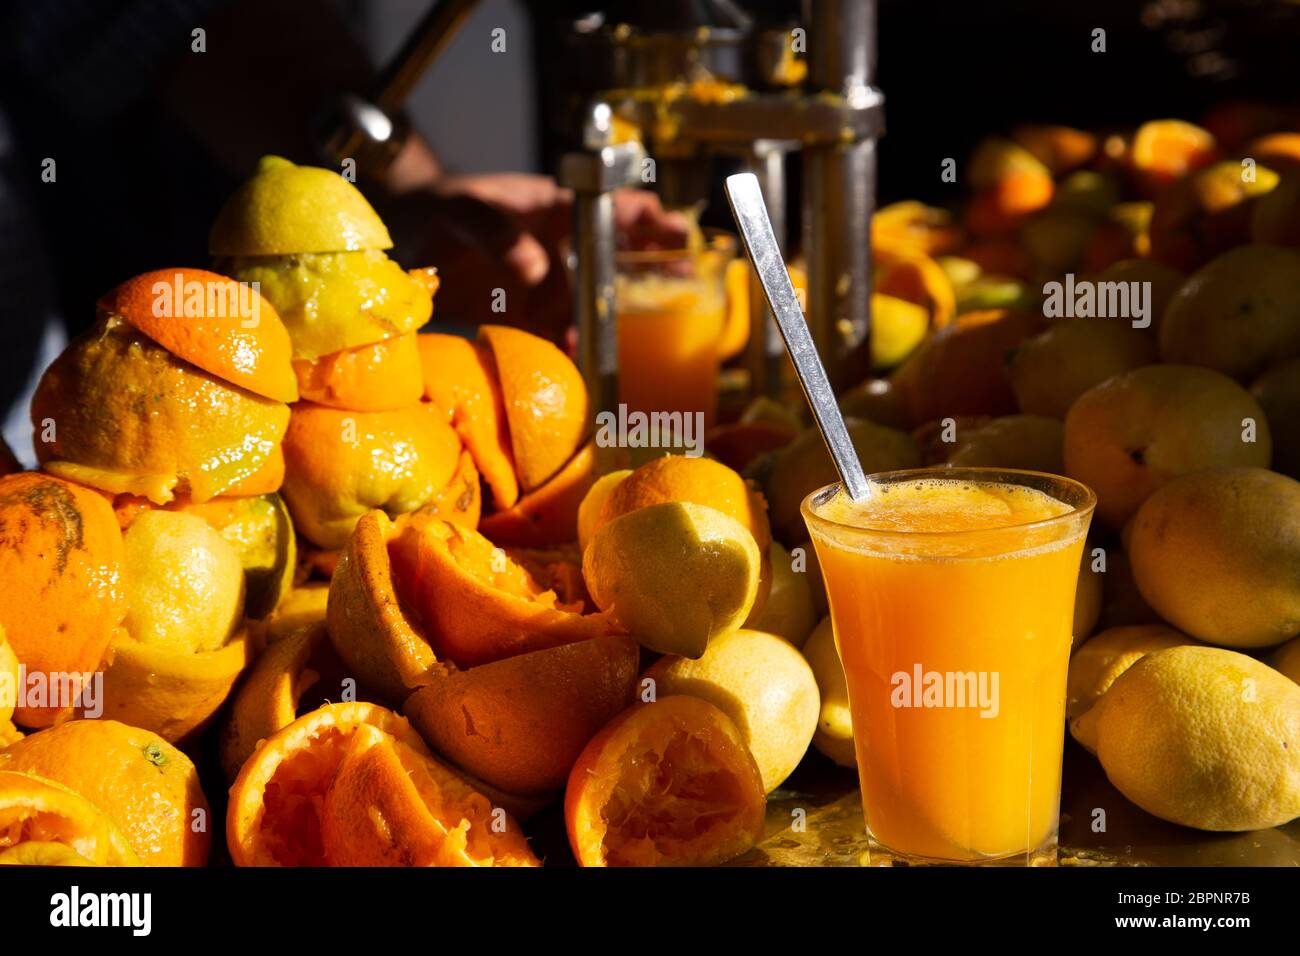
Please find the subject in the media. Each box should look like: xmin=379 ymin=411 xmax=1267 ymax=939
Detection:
xmin=280 ymin=401 xmax=462 ymax=549
xmin=720 ymin=259 xmax=810 ymax=360
xmin=1251 ymin=168 xmax=1300 ymax=247
xmin=890 ymin=308 xmax=1044 ymax=427
xmin=293 ymin=332 xmax=424 ymax=411
xmin=319 ymin=723 xmax=538 ymax=867
xmin=1127 ymin=119 xmax=1219 ymax=197
xmin=223 ymin=443 xmax=286 ymax=497
xmin=1149 ymin=160 xmax=1280 ymax=271
xmin=0 ymin=719 xmax=210 ymax=866
xmin=967 ymin=172 xmax=1055 ymax=236
xmin=875 ymin=250 xmax=957 ymax=331
xmin=595 ymin=455 xmax=773 ymax=610
xmin=226 ymin=701 xmax=536 ymax=866
xmin=405 ymin=634 xmax=639 ymax=796
xmin=477 ymin=439 xmax=598 ymax=547
xmin=478 ymin=325 xmax=589 ymax=493
xmin=32 ymin=316 xmax=290 ymax=504
xmin=564 ymin=696 xmax=766 ymax=866
xmin=418 ymin=333 xmax=519 ymax=510
xmin=99 ymin=629 xmax=252 ymax=744
xmin=226 ymin=701 xmax=428 ymax=866
xmin=421 ymin=448 xmax=482 ymax=530
xmin=0 ymin=473 xmax=126 ymax=727
xmin=114 ymin=491 xmax=296 ymax=620
xmin=1011 ymin=124 xmax=1098 ymax=175
xmin=219 ymin=623 xmax=336 ymax=781
xmin=872 ymin=201 xmax=965 ymax=258
xmin=1246 ymin=132 xmax=1300 ymax=171
xmin=1160 ymin=244 xmax=1300 ymax=380
xmin=388 ymin=514 xmax=614 ymax=668
xmin=965 ymin=172 xmax=1054 ymax=237
xmin=98 ymin=267 xmax=298 ymax=403
xmin=0 ymin=771 xmax=140 ymax=866
xmin=326 ymin=511 xmax=443 ymax=703
xmin=596 ymin=454 xmax=771 ymax=554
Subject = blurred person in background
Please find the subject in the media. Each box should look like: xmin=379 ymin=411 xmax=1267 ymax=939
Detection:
xmin=0 ymin=0 xmax=686 ymax=464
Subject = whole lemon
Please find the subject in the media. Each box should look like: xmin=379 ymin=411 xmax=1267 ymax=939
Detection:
xmin=644 ymin=628 xmax=820 ymax=792
xmin=1160 ymin=244 xmax=1300 ymax=380
xmin=1129 ymin=466 xmax=1300 ymax=648
xmin=1066 ymin=623 xmax=1198 ymax=753
xmin=1096 ymin=645 xmax=1300 ymax=831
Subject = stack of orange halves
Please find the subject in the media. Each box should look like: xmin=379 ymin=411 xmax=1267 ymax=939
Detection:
xmin=210 ymin=155 xmax=468 ymax=555
xmin=0 ymin=263 xmax=300 ymax=865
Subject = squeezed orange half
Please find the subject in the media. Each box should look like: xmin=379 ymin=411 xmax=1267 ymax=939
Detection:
xmin=803 ymin=469 xmax=1094 ymax=864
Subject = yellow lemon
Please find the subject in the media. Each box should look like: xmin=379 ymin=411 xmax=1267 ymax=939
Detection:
xmin=221 ymin=250 xmax=432 ymax=361
xmin=576 ymin=469 xmax=632 ymax=556
xmin=209 ymin=155 xmax=392 ymax=256
xmin=644 ymin=628 xmax=819 ymax=792
xmin=743 ymin=542 xmax=816 ymax=648
xmin=122 ymin=510 xmax=245 ymax=654
xmin=1066 ymin=624 xmax=1198 ymax=754
xmin=802 ymin=617 xmax=855 ymax=767
xmin=1129 ymin=467 xmax=1300 ymax=648
xmin=1160 ymin=244 xmax=1300 ymax=380
xmin=583 ymin=501 xmax=761 ymax=658
xmin=1094 ymin=645 xmax=1300 ymax=831
xmin=870 ymin=293 xmax=929 ymax=369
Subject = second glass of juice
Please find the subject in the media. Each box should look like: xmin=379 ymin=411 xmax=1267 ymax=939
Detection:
xmin=614 ymin=234 xmax=733 ymax=429
xmin=802 ymin=468 xmax=1095 ymax=866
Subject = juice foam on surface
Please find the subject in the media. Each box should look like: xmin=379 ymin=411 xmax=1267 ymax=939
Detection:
xmin=813 ymin=479 xmax=1078 ymax=559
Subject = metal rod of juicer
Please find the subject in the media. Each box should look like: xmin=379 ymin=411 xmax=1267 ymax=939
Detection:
xmin=572 ymin=188 xmax=620 ymax=424
xmin=802 ymin=0 xmax=880 ymax=392
xmin=372 ymin=0 xmax=481 ymax=117
xmin=746 ymin=140 xmax=789 ymax=398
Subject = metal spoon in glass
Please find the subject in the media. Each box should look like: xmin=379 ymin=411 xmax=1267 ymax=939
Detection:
xmin=723 ymin=172 xmax=871 ymax=502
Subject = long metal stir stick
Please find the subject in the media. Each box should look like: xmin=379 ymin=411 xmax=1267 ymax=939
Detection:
xmin=724 ymin=173 xmax=871 ymax=501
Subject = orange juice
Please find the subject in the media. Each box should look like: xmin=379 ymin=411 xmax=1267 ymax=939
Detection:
xmin=803 ymin=469 xmax=1095 ymax=865
xmin=615 ymin=235 xmax=733 ymax=429
xmin=616 ymin=279 xmax=725 ymax=427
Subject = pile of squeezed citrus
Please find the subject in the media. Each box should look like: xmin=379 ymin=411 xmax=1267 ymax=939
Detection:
xmin=0 ymin=156 xmax=822 ymax=868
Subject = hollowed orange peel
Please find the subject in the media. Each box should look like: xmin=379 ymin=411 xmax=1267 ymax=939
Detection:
xmin=225 ymin=701 xmax=538 ymax=867
xmin=565 ymin=696 xmax=766 ymax=867
xmin=0 ymin=770 xmax=140 ymax=866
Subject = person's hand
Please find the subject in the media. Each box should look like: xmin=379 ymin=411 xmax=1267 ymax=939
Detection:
xmin=396 ymin=172 xmax=690 ymax=343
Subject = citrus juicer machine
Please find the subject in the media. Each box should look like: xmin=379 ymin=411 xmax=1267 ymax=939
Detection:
xmin=317 ymin=0 xmax=885 ymax=416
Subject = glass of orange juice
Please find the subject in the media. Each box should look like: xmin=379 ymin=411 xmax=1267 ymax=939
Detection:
xmin=614 ymin=234 xmax=734 ymax=429
xmin=802 ymin=467 xmax=1095 ymax=866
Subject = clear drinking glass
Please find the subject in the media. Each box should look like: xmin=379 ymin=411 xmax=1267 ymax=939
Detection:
xmin=802 ymin=467 xmax=1096 ymax=866
xmin=614 ymin=233 xmax=735 ymax=429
